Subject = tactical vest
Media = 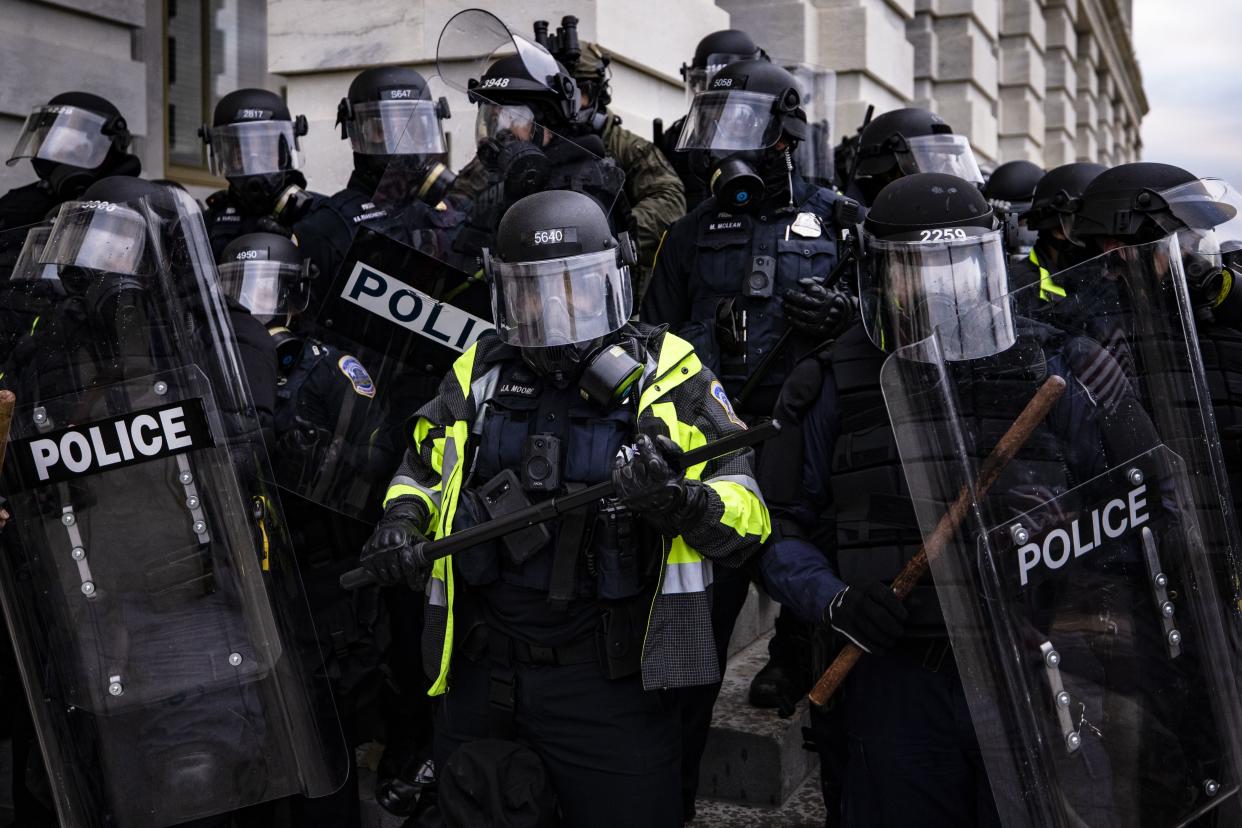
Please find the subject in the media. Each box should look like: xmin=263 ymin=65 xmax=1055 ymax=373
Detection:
xmin=684 ymin=182 xmax=840 ymax=412
xmin=829 ymin=325 xmax=1073 ymax=632
xmin=451 ymin=358 xmax=654 ymax=604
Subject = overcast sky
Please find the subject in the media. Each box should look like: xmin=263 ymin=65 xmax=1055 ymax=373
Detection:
xmin=1134 ymin=1 xmax=1242 ymax=185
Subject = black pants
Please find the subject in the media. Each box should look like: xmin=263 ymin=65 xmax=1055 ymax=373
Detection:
xmin=676 ymin=563 xmax=752 ymax=813
xmin=839 ymin=650 xmax=1001 ymax=828
xmin=435 ymin=653 xmax=682 ymax=828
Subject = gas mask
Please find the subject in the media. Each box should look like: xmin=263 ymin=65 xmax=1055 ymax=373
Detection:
xmin=708 ymin=148 xmax=793 ymax=212
xmin=33 ymin=160 xmax=97 ymax=201
xmin=229 ymin=171 xmax=313 ymax=222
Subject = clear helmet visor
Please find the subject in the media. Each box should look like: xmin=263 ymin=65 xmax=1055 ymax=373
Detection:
xmin=40 ymin=200 xmax=151 ymax=276
xmin=1160 ymin=177 xmax=1242 ymax=242
xmin=675 ymin=90 xmax=782 ymax=153
xmin=7 ymin=105 xmax=113 ymax=169
xmin=906 ymin=134 xmax=985 ymax=185
xmin=206 ymin=121 xmax=302 ymax=178
xmin=437 ymin=8 xmax=562 ymax=98
xmin=11 ymin=226 xmax=61 ymax=282
xmin=217 ymin=259 xmax=310 ymax=317
xmin=475 ymin=102 xmax=538 ymax=145
xmin=860 ymin=228 xmax=1014 ymax=361
xmin=488 ymin=248 xmax=632 ymax=347
xmin=347 ymin=100 xmax=447 ymax=156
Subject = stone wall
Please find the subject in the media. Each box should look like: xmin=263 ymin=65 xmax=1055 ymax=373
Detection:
xmin=0 ymin=0 xmax=155 ymax=195
xmin=268 ymin=0 xmax=729 ymax=196
xmin=719 ymin=0 xmax=1146 ymax=171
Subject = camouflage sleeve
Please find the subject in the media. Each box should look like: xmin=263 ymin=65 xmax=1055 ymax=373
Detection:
xmin=608 ymin=122 xmax=686 ymax=285
xmin=447 ymin=156 xmax=487 ymax=205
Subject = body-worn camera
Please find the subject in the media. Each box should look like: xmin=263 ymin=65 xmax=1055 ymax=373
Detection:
xmin=746 ymin=255 xmax=776 ymax=298
xmin=521 ymin=433 xmax=563 ymax=493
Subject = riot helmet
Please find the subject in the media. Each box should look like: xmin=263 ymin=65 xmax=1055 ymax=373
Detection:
xmin=199 ymin=88 xmax=310 ymax=215
xmin=566 ymin=40 xmax=613 ymax=133
xmin=483 ymin=189 xmax=637 ymax=388
xmin=681 ymin=29 xmax=767 ymax=103
xmin=860 ymin=172 xmax=1013 ymax=361
xmin=984 ymin=160 xmax=1045 ymax=258
xmin=1021 ymin=162 xmax=1108 ymax=236
xmin=336 ymin=66 xmax=454 ymax=202
xmin=675 ymin=59 xmax=808 ymax=211
xmin=7 ymin=92 xmax=137 ymax=199
xmin=853 ymin=107 xmax=983 ymax=206
xmin=1070 ymin=162 xmax=1242 ymax=317
xmin=217 ymin=232 xmax=312 ymax=325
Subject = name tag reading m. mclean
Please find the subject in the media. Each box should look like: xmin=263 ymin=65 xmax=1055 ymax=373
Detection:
xmin=11 ymin=399 xmax=215 ymax=487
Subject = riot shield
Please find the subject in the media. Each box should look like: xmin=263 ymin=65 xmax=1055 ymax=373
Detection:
xmin=777 ymin=61 xmax=837 ymax=189
xmin=878 ymin=233 xmax=1242 ymax=826
xmin=0 ymin=187 xmax=348 ymax=827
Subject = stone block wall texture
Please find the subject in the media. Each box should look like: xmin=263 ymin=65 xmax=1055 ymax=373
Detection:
xmin=0 ymin=0 xmax=1145 ymax=197
xmin=0 ymin=0 xmax=151 ymax=195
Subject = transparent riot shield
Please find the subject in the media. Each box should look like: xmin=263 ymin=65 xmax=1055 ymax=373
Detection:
xmin=777 ymin=61 xmax=837 ymax=189
xmin=0 ymin=188 xmax=348 ymax=827
xmin=878 ymin=234 xmax=1242 ymax=827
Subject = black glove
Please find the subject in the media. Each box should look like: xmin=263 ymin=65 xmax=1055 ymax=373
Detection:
xmin=360 ymin=498 xmax=431 ymax=589
xmin=782 ymin=278 xmax=856 ymax=340
xmin=612 ymin=433 xmax=708 ymax=537
xmin=823 ymin=581 xmax=908 ymax=654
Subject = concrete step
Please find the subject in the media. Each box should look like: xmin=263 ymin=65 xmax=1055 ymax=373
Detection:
xmin=726 ymin=584 xmax=780 ymax=660
xmin=696 ymin=631 xmax=819 ymax=812
xmin=693 ymin=766 xmax=827 ymax=827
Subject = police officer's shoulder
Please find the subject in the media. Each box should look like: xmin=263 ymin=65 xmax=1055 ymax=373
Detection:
xmin=205 ymin=189 xmax=233 ymax=213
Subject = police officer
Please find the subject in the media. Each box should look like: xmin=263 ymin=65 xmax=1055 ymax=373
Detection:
xmin=1 ymin=92 xmax=142 ymax=358
xmin=356 ymin=188 xmax=769 ymax=827
xmin=294 ymin=66 xmax=464 ymax=293
xmin=544 ymin=27 xmax=687 ymax=304
xmin=446 ymin=48 xmax=630 ymax=262
xmin=642 ymin=56 xmax=855 ymax=814
xmin=848 ymin=107 xmax=983 ymax=206
xmin=982 ymin=159 xmax=1044 ymax=263
xmin=218 ymin=231 xmax=393 ymax=828
xmin=199 ymin=88 xmax=321 ymax=260
xmin=656 ymin=29 xmax=767 ymax=209
xmin=1005 ymin=162 xmax=1107 ymax=304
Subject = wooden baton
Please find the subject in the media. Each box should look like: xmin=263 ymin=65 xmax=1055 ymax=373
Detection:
xmin=807 ymin=374 xmax=1067 ymax=707
xmin=0 ymin=390 xmax=15 ymax=473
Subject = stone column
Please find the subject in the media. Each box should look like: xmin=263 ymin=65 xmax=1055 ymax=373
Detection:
xmin=1074 ymin=29 xmax=1100 ymax=162
xmin=997 ymin=0 xmax=1045 ymax=163
xmin=906 ymin=0 xmax=999 ymax=166
xmin=1041 ymin=0 xmax=1076 ymax=167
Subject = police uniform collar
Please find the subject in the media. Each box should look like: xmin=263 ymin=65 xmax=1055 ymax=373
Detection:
xmin=346 ymin=167 xmax=380 ymax=197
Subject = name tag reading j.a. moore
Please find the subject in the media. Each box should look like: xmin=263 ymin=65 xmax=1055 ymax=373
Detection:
xmin=340 ymin=263 xmax=493 ymax=353
xmin=12 ymin=399 xmax=215 ymax=487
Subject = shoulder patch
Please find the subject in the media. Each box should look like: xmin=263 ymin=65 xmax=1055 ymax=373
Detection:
xmin=338 ymin=354 xmax=376 ymax=398
xmin=710 ymin=380 xmax=746 ymax=429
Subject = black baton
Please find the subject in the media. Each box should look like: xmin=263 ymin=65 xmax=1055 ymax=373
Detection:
xmin=340 ymin=419 xmax=781 ymax=590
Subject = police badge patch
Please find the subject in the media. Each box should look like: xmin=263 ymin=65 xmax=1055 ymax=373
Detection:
xmin=338 ymin=355 xmax=376 ymax=398
xmin=710 ymin=380 xmax=746 ymax=428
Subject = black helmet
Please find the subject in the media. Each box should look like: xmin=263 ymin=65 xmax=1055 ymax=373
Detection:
xmin=1021 ymin=162 xmax=1108 ymax=233
xmin=860 ymin=173 xmax=1012 ymax=360
xmin=853 ymin=107 xmax=982 ymax=204
xmin=470 ymin=51 xmax=579 ymax=127
xmin=199 ymin=88 xmax=308 ymax=179
xmin=681 ymin=30 xmax=767 ymax=94
xmin=1070 ymin=162 xmax=1237 ymax=244
xmin=983 ymin=160 xmax=1044 ymax=206
xmin=7 ymin=91 xmax=136 ymax=196
xmin=676 ymin=59 xmax=808 ymax=152
xmin=217 ymin=232 xmax=312 ymax=323
xmin=336 ymin=66 xmax=450 ymax=152
xmin=484 ymin=189 xmax=637 ymax=386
